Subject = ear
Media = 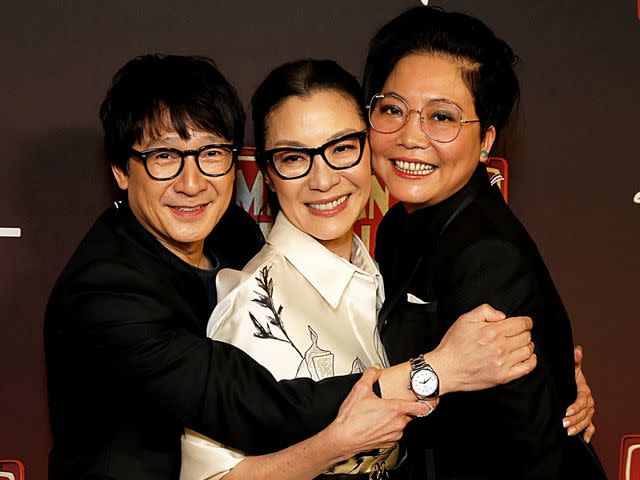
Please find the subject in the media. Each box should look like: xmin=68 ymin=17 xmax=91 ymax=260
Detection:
xmin=480 ymin=126 xmax=497 ymax=164
xmin=111 ymin=164 xmax=129 ymax=190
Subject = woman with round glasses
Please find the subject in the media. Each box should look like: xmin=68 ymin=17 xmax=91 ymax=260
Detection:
xmin=179 ymin=59 xmax=541 ymax=480
xmin=364 ymin=6 xmax=604 ymax=479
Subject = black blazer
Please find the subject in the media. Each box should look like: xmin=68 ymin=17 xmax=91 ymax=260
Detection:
xmin=376 ymin=165 xmax=605 ymax=480
xmin=45 ymin=201 xmax=359 ymax=479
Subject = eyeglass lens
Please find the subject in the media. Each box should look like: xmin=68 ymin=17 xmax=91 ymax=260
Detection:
xmin=369 ymin=94 xmax=465 ymax=143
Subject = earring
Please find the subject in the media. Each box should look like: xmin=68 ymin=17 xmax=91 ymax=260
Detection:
xmin=480 ymin=150 xmax=489 ymax=160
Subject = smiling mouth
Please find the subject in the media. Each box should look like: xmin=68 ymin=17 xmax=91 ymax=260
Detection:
xmin=307 ymin=194 xmax=348 ymax=211
xmin=169 ymin=204 xmax=208 ymax=215
xmin=392 ymin=159 xmax=436 ymax=176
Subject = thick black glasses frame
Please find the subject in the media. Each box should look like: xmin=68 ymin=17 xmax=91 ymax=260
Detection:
xmin=129 ymin=144 xmax=238 ymax=181
xmin=263 ymin=131 xmax=367 ymax=180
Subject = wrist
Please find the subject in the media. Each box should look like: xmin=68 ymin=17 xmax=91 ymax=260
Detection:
xmin=422 ymin=348 xmax=452 ymax=396
xmin=321 ymin=419 xmax=358 ymax=465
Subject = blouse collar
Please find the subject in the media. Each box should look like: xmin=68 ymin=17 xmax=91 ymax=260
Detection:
xmin=267 ymin=213 xmax=383 ymax=309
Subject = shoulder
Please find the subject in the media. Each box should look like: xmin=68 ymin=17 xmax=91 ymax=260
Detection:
xmin=46 ymin=204 xmax=199 ymax=325
xmin=208 ymin=245 xmax=287 ymax=337
xmin=439 ymin=191 xmax=537 ymax=271
xmin=434 ymin=195 xmax=546 ymax=311
xmin=215 ymin=244 xmax=281 ymax=300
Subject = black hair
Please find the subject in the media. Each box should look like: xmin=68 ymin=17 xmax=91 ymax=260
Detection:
xmin=250 ymin=59 xmax=366 ymax=215
xmin=363 ymin=6 xmax=520 ymax=138
xmin=99 ymin=54 xmax=245 ymax=172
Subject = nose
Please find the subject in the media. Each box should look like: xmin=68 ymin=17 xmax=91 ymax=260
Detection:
xmin=396 ymin=109 xmax=430 ymax=149
xmin=307 ymin=154 xmax=340 ymax=192
xmin=173 ymin=155 xmax=208 ymax=195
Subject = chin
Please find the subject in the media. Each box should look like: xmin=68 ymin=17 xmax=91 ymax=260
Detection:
xmin=310 ymin=225 xmax=351 ymax=242
xmin=390 ymin=185 xmax=436 ymax=206
xmin=168 ymin=225 xmax=210 ymax=245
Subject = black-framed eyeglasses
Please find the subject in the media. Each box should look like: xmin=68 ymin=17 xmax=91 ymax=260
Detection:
xmin=367 ymin=93 xmax=480 ymax=143
xmin=263 ymin=131 xmax=367 ymax=180
xmin=129 ymin=144 xmax=238 ymax=181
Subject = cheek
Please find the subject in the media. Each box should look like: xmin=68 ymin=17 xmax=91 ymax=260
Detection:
xmin=368 ymin=131 xmax=392 ymax=157
xmin=273 ymin=180 xmax=302 ymax=211
xmin=213 ymin=174 xmax=235 ymax=198
xmin=353 ymin=166 xmax=372 ymax=198
xmin=135 ymin=181 xmax=165 ymax=208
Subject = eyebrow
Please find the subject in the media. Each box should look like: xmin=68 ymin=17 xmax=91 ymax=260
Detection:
xmin=383 ymin=91 xmax=465 ymax=112
xmin=143 ymin=134 xmax=226 ymax=149
xmin=271 ymin=128 xmax=362 ymax=148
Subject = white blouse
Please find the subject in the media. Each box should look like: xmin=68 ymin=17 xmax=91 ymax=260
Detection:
xmin=180 ymin=213 xmax=394 ymax=480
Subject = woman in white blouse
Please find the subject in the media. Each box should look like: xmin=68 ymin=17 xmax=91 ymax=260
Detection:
xmin=180 ymin=59 xmax=539 ymax=480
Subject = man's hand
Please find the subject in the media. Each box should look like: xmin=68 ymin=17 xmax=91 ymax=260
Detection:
xmin=563 ymin=345 xmax=596 ymax=442
xmin=426 ymin=304 xmax=536 ymax=395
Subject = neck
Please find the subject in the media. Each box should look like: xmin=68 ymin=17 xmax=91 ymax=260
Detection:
xmin=318 ymin=230 xmax=353 ymax=261
xmin=159 ymin=238 xmax=210 ymax=269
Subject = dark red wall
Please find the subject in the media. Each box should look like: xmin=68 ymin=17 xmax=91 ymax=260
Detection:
xmin=1 ymin=1 xmax=638 ymax=478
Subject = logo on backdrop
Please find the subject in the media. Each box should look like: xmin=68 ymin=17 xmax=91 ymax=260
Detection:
xmin=634 ymin=191 xmax=640 ymax=204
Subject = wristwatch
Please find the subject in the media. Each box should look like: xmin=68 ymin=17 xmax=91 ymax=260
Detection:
xmin=409 ymin=355 xmax=440 ymax=400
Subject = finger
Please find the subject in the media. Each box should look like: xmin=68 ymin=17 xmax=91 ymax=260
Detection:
xmin=498 ymin=315 xmax=533 ymax=337
xmin=565 ymin=409 xmax=590 ymax=436
xmin=463 ymin=303 xmax=506 ymax=323
xmin=565 ymin=390 xmax=588 ymax=417
xmin=506 ymin=343 xmax=534 ymax=366
xmin=586 ymin=394 xmax=595 ymax=412
xmin=505 ymin=330 xmax=533 ymax=352
xmin=574 ymin=345 xmax=583 ymax=365
xmin=563 ymin=400 xmax=588 ymax=428
xmin=339 ymin=367 xmax=381 ymax=413
xmin=583 ymin=423 xmax=596 ymax=443
xmin=403 ymin=400 xmax=435 ymax=418
xmin=504 ymin=353 xmax=537 ymax=383
xmin=358 ymin=366 xmax=383 ymax=390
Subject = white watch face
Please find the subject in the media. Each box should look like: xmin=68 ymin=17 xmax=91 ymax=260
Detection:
xmin=412 ymin=369 xmax=438 ymax=397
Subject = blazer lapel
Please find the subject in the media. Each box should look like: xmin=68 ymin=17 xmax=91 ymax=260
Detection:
xmin=377 ymin=255 xmax=424 ymax=332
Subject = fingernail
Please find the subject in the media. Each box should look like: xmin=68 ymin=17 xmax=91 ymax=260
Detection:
xmin=565 ymin=408 xmax=575 ymax=416
xmin=563 ymin=420 xmax=571 ymax=428
xmin=568 ymin=428 xmax=576 ymax=436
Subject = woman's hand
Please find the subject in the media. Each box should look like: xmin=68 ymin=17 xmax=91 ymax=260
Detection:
xmin=426 ymin=304 xmax=537 ymax=395
xmin=563 ymin=345 xmax=596 ymax=442
xmin=325 ymin=366 xmax=435 ymax=463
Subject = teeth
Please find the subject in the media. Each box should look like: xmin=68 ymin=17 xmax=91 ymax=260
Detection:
xmin=393 ymin=160 xmax=436 ymax=175
xmin=174 ymin=206 xmax=200 ymax=212
xmin=308 ymin=195 xmax=348 ymax=211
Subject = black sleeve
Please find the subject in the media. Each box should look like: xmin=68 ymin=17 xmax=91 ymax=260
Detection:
xmin=434 ymin=234 xmax=570 ymax=478
xmin=53 ymin=261 xmax=358 ymax=455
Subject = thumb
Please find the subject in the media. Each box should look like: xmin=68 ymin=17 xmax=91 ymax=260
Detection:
xmin=358 ymin=366 xmax=383 ymax=389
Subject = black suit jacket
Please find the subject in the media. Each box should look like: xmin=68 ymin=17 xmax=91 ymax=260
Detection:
xmin=45 ymin=201 xmax=359 ymax=479
xmin=376 ymin=166 xmax=605 ymax=480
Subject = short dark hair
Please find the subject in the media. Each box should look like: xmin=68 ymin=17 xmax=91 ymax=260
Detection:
xmin=100 ymin=54 xmax=245 ymax=172
xmin=363 ymin=6 xmax=519 ymax=138
xmin=251 ymin=59 xmax=366 ymax=215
